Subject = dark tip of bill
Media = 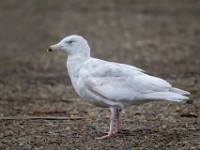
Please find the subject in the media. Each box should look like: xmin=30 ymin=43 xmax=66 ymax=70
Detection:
xmin=47 ymin=47 xmax=53 ymax=52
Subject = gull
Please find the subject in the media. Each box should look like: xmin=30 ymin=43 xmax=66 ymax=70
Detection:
xmin=47 ymin=35 xmax=190 ymax=139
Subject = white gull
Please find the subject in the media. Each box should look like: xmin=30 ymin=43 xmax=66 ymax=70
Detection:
xmin=47 ymin=35 xmax=190 ymax=139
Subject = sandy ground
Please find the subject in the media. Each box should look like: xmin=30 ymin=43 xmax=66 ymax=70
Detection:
xmin=0 ymin=0 xmax=200 ymax=149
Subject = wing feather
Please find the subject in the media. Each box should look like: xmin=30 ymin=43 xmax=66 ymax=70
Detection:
xmin=85 ymin=74 xmax=172 ymax=103
xmin=87 ymin=58 xmax=144 ymax=78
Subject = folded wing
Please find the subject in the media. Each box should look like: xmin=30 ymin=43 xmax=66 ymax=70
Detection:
xmin=88 ymin=58 xmax=144 ymax=78
xmin=85 ymin=73 xmax=189 ymax=107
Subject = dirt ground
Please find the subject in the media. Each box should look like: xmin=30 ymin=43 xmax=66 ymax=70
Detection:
xmin=0 ymin=0 xmax=200 ymax=149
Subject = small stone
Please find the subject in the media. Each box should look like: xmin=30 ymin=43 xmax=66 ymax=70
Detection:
xmin=175 ymin=107 xmax=182 ymax=113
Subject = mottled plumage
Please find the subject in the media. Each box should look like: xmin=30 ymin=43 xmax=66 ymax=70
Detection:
xmin=47 ymin=35 xmax=190 ymax=139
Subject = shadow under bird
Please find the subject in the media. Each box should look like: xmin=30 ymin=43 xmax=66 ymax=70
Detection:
xmin=47 ymin=35 xmax=190 ymax=139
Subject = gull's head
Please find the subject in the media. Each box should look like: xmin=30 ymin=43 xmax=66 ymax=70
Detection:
xmin=47 ymin=35 xmax=90 ymax=57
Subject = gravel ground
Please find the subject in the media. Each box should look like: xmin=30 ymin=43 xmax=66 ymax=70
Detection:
xmin=0 ymin=0 xmax=199 ymax=149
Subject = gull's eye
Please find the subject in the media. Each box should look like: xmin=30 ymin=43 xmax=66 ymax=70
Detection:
xmin=67 ymin=40 xmax=75 ymax=45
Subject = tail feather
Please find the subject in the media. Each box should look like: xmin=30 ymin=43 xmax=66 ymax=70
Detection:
xmin=170 ymin=87 xmax=190 ymax=95
xmin=143 ymin=91 xmax=189 ymax=102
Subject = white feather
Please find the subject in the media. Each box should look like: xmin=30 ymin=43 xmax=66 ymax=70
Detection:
xmin=50 ymin=35 xmax=190 ymax=108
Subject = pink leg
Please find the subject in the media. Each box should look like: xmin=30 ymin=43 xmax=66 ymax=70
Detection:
xmin=96 ymin=108 xmax=116 ymax=139
xmin=96 ymin=108 xmax=120 ymax=139
xmin=114 ymin=108 xmax=120 ymax=133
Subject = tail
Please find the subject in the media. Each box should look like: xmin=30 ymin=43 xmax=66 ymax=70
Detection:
xmin=169 ymin=87 xmax=190 ymax=95
xmin=143 ymin=88 xmax=190 ymax=102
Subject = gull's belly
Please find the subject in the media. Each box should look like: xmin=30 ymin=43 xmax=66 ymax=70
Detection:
xmin=73 ymin=82 xmax=122 ymax=108
xmin=74 ymin=84 xmax=111 ymax=108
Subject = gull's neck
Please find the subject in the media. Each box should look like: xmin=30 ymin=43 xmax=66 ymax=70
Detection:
xmin=66 ymin=55 xmax=90 ymax=93
xmin=66 ymin=45 xmax=90 ymax=80
xmin=67 ymin=53 xmax=89 ymax=63
xmin=66 ymin=54 xmax=90 ymax=78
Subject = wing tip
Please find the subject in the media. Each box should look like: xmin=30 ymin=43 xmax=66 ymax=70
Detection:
xmin=170 ymin=87 xmax=190 ymax=95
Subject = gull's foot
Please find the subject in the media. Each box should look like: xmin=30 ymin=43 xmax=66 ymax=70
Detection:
xmin=96 ymin=130 xmax=120 ymax=140
xmin=96 ymin=132 xmax=113 ymax=140
xmin=113 ymin=129 xmax=120 ymax=134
